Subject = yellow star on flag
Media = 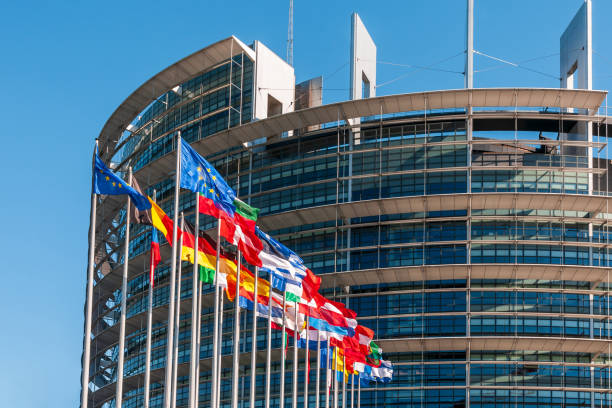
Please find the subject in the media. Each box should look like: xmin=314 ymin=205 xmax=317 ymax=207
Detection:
xmin=118 ymin=183 xmax=122 ymax=188
xmin=105 ymin=176 xmax=110 ymax=181
xmin=112 ymin=182 xmax=116 ymax=187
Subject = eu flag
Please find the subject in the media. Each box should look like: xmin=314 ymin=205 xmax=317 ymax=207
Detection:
xmin=94 ymin=155 xmax=151 ymax=211
xmin=179 ymin=138 xmax=236 ymax=217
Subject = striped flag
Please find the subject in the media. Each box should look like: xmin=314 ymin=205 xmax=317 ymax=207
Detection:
xmin=149 ymin=228 xmax=161 ymax=287
xmin=259 ymin=291 xmax=304 ymax=333
xmin=147 ymin=197 xmax=179 ymax=245
xmin=255 ymin=227 xmax=307 ymax=301
xmin=181 ymin=220 xmax=217 ymax=283
xmin=355 ymin=325 xmax=375 ymax=355
xmin=299 ymin=293 xmax=354 ymax=339
xmin=355 ymin=359 xmax=393 ymax=384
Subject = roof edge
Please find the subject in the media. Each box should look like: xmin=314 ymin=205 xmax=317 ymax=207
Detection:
xmin=98 ymin=36 xmax=254 ymax=159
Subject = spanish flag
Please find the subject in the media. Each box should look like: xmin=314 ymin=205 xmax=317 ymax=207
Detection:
xmin=148 ymin=197 xmax=177 ymax=244
xmin=225 ymin=263 xmax=271 ymax=304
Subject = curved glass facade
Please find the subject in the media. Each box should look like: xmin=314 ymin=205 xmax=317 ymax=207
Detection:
xmin=87 ymin=51 xmax=612 ymax=408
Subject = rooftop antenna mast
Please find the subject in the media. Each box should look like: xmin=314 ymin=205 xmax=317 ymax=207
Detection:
xmin=465 ymin=0 xmax=474 ymax=88
xmin=287 ymin=0 xmax=294 ymax=66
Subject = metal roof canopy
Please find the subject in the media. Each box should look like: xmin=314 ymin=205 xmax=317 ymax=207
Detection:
xmin=99 ymin=39 xmax=608 ymax=160
xmin=256 ymin=193 xmax=609 ymax=232
xmin=98 ymin=36 xmax=254 ymax=159
xmin=319 ymin=264 xmax=611 ymax=289
xmin=195 ymin=88 xmax=608 ymax=158
xmin=379 ymin=336 xmax=611 ymax=354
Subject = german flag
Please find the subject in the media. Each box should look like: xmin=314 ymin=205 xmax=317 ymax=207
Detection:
xmin=181 ymin=221 xmax=218 ymax=284
xmin=180 ymin=220 xmax=252 ymax=289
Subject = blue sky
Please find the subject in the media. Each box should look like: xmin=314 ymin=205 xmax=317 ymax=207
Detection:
xmin=1 ymin=1 xmax=612 ymax=406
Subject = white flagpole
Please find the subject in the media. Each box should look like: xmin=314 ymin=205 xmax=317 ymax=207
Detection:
xmin=351 ymin=373 xmax=355 ymax=408
xmin=264 ymin=274 xmax=273 ymax=408
xmin=342 ymin=355 xmax=346 ymax=408
xmin=333 ymin=348 xmax=338 ymax=408
xmin=249 ymin=267 xmax=259 ymax=408
xmin=217 ymin=290 xmax=225 ymax=408
xmin=194 ymin=237 xmax=204 ymax=408
xmin=325 ymin=342 xmax=330 ymax=408
xmin=164 ymin=131 xmax=181 ymax=408
xmin=303 ymin=317 xmax=309 ymax=408
xmin=211 ymin=219 xmax=222 ymax=408
xmin=231 ymin=251 xmax=242 ymax=408
xmin=80 ymin=142 xmax=98 ymax=408
xmin=115 ymin=167 xmax=133 ymax=408
xmin=350 ymin=374 xmax=354 ymax=408
xmin=292 ymin=304 xmax=298 ymax=408
xmin=143 ymin=189 xmax=157 ymax=408
xmin=357 ymin=379 xmax=360 ymax=408
xmin=194 ymin=277 xmax=203 ymax=408
xmin=279 ymin=291 xmax=287 ymax=408
xmin=171 ymin=214 xmax=185 ymax=408
xmin=341 ymin=355 xmax=346 ymax=408
xmin=315 ymin=332 xmax=320 ymax=408
xmin=189 ymin=193 xmax=200 ymax=408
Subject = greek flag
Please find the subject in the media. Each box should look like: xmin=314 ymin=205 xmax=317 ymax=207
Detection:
xmin=256 ymin=227 xmax=307 ymax=301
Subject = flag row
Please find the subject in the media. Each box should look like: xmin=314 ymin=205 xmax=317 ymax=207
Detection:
xmin=93 ymin=138 xmax=394 ymax=386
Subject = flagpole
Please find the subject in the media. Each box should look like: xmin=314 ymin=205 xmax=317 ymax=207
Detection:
xmin=333 ymin=348 xmax=338 ymax=408
xmin=325 ymin=342 xmax=329 ymax=408
xmin=350 ymin=374 xmax=354 ymax=408
xmin=249 ymin=266 xmax=259 ymax=408
xmin=231 ymin=250 xmax=242 ymax=408
xmin=264 ymin=273 xmax=273 ymax=408
xmin=315 ymin=332 xmax=320 ymax=408
xmin=194 ymin=277 xmax=203 ymax=408
xmin=143 ymin=247 xmax=155 ymax=408
xmin=80 ymin=142 xmax=98 ymax=408
xmin=217 ymin=290 xmax=225 ymax=408
xmin=115 ymin=167 xmax=132 ymax=408
xmin=164 ymin=131 xmax=182 ymax=408
xmin=143 ymin=189 xmax=157 ymax=408
xmin=279 ymin=291 xmax=287 ymax=408
xmin=303 ymin=317 xmax=309 ymax=408
xmin=341 ymin=355 xmax=346 ymax=408
xmin=194 ymin=231 xmax=203 ymax=408
xmin=292 ymin=303 xmax=298 ymax=408
xmin=211 ymin=219 xmax=221 ymax=408
xmin=189 ymin=193 xmax=200 ymax=408
xmin=171 ymin=213 xmax=185 ymax=408
xmin=356 ymin=379 xmax=360 ymax=408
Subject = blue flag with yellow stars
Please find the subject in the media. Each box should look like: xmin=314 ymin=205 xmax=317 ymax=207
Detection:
xmin=179 ymin=138 xmax=236 ymax=217
xmin=94 ymin=154 xmax=151 ymax=211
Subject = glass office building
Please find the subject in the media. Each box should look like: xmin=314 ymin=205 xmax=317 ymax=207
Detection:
xmin=85 ymin=24 xmax=612 ymax=408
